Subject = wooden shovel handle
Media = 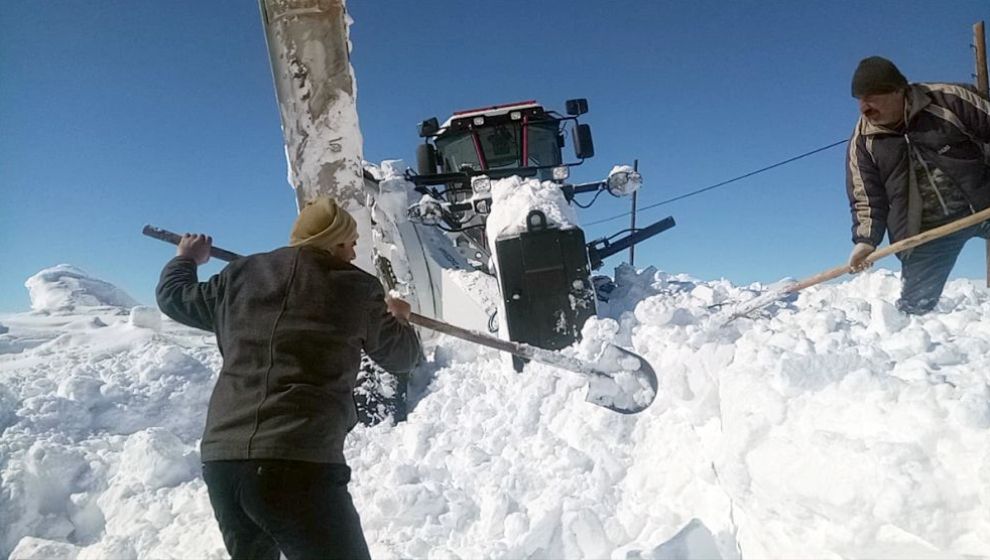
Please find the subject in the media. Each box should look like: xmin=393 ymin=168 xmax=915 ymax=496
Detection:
xmin=787 ymin=206 xmax=990 ymax=294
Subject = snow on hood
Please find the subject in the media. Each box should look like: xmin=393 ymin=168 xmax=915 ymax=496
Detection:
xmin=2 ymin=265 xmax=990 ymax=558
xmin=486 ymin=176 xmax=579 ymax=244
xmin=24 ymin=265 xmax=139 ymax=312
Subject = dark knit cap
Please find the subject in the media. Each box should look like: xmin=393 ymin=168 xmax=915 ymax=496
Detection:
xmin=851 ymin=56 xmax=908 ymax=97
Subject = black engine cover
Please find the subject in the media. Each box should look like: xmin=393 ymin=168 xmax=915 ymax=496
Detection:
xmin=495 ymin=210 xmax=597 ymax=371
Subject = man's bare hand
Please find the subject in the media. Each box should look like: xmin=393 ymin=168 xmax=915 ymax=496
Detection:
xmin=177 ymin=233 xmax=212 ymax=265
xmin=848 ymin=242 xmax=876 ymax=273
xmin=385 ymin=296 xmax=412 ymax=325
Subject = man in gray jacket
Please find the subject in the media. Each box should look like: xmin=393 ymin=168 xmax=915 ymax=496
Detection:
xmin=157 ymin=197 xmax=422 ymax=559
xmin=846 ymin=56 xmax=990 ymax=314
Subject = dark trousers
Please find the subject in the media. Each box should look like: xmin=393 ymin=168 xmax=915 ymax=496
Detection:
xmin=202 ymin=460 xmax=371 ymax=560
xmin=896 ymin=221 xmax=990 ymax=314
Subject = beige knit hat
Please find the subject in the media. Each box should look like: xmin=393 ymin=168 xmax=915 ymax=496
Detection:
xmin=288 ymin=197 xmax=358 ymax=251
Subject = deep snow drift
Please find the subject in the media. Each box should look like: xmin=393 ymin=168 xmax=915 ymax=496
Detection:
xmin=2 ymin=261 xmax=990 ymax=559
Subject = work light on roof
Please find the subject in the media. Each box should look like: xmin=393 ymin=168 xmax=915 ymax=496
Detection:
xmin=473 ymin=116 xmax=485 ymax=126
xmin=510 ymin=111 xmax=522 ymax=120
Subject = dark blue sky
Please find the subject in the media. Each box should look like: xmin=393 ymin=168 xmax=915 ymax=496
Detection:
xmin=2 ymin=1 xmax=988 ymax=311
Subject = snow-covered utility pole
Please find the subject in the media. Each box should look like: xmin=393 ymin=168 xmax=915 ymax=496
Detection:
xmin=258 ymin=0 xmax=374 ymax=272
xmin=973 ymin=21 xmax=989 ymax=287
xmin=628 ymin=159 xmax=638 ymax=266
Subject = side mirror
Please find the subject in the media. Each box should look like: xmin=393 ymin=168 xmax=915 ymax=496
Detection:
xmin=572 ymin=124 xmax=594 ymax=159
xmin=418 ymin=117 xmax=440 ymax=137
xmin=416 ymin=143 xmax=438 ymax=175
xmin=565 ymin=98 xmax=588 ymax=116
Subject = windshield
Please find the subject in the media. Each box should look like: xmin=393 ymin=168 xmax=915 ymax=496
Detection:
xmin=435 ymin=120 xmax=562 ymax=179
xmin=435 ymin=131 xmax=479 ymax=173
xmin=480 ymin=124 xmax=521 ymax=169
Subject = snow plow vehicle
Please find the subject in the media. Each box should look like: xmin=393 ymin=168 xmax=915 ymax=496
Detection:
xmin=256 ymin=0 xmax=669 ymax=420
xmin=257 ymin=0 xmax=673 ymax=357
xmin=399 ymin=99 xmax=676 ymax=368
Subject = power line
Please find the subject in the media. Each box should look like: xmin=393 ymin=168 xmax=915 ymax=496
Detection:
xmin=585 ymin=138 xmax=850 ymax=227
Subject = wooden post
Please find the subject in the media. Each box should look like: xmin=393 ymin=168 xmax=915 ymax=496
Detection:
xmin=629 ymin=159 xmax=639 ymax=266
xmin=975 ymin=22 xmax=989 ymax=287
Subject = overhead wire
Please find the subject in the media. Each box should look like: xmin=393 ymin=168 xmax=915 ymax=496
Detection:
xmin=584 ymin=138 xmax=850 ymax=227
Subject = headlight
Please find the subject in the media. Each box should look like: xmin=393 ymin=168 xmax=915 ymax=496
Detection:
xmin=552 ymin=166 xmax=570 ymax=181
xmin=408 ymin=196 xmax=444 ymax=225
xmin=471 ymin=175 xmax=492 ymax=193
xmin=606 ymin=168 xmax=642 ymax=196
xmin=474 ymin=197 xmax=492 ymax=215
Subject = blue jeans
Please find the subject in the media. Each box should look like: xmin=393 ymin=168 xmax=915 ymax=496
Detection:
xmin=202 ymin=460 xmax=371 ymax=560
xmin=896 ymin=220 xmax=990 ymax=314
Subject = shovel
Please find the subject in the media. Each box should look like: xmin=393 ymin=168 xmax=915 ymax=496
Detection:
xmin=720 ymin=206 xmax=990 ymax=323
xmin=142 ymin=225 xmax=658 ymax=414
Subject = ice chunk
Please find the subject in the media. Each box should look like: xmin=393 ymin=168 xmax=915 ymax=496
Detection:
xmin=650 ymin=518 xmax=723 ymax=559
xmin=118 ymin=428 xmax=198 ymax=489
xmin=9 ymin=537 xmax=81 ymax=560
xmin=129 ymin=306 xmax=161 ymax=330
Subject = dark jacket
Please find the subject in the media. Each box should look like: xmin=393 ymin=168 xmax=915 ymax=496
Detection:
xmin=846 ymin=83 xmax=990 ymax=247
xmin=156 ymin=245 xmax=422 ymax=464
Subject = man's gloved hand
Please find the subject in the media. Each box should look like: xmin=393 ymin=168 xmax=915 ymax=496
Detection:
xmin=847 ymin=242 xmax=876 ymax=273
xmin=177 ymin=233 xmax=212 ymax=265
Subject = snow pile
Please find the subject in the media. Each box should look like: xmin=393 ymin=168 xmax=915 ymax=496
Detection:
xmin=2 ymin=264 xmax=990 ymax=559
xmin=128 ymin=306 xmax=162 ymax=331
xmin=486 ymin=176 xmax=579 ymax=242
xmin=0 ymin=289 xmax=220 ymax=559
xmin=24 ymin=265 xmax=139 ymax=312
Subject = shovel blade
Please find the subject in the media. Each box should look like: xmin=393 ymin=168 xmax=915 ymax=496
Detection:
xmin=584 ymin=345 xmax=659 ymax=414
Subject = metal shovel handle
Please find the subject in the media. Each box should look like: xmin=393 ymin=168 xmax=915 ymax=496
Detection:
xmin=142 ymin=225 xmax=244 ymax=263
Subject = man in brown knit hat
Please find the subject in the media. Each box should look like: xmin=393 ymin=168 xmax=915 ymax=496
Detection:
xmin=288 ymin=196 xmax=361 ymax=262
xmin=845 ymin=56 xmax=990 ymax=314
xmin=156 ymin=196 xmax=422 ymax=559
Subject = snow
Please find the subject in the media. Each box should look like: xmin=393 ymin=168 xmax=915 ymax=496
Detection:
xmin=486 ymin=176 xmax=580 ymax=242
xmin=3 ymin=260 xmax=990 ymax=559
xmin=24 ymin=265 xmax=139 ymax=312
xmin=128 ymin=306 xmax=162 ymax=331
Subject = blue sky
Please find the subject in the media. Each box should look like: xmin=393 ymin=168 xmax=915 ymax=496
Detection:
xmin=2 ymin=1 xmax=988 ymax=312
